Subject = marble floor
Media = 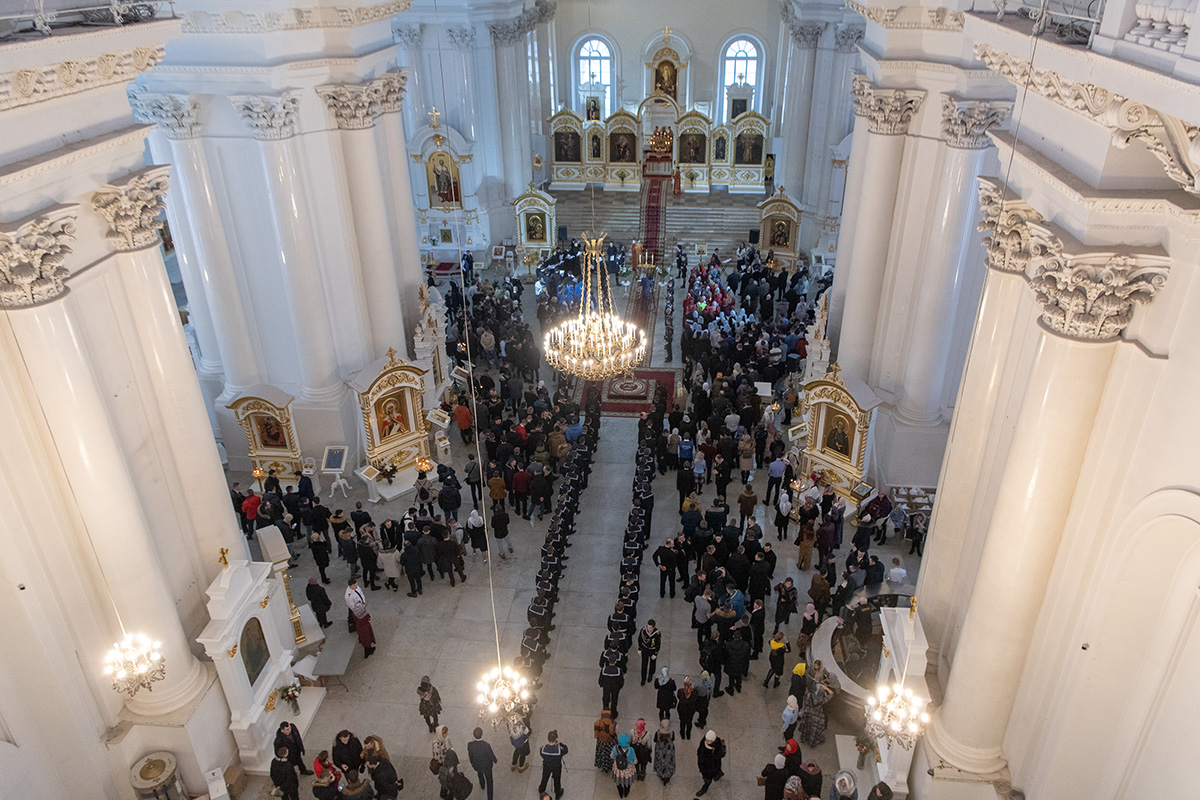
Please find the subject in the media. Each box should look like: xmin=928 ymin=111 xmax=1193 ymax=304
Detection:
xmin=236 ymin=268 xmax=923 ymax=799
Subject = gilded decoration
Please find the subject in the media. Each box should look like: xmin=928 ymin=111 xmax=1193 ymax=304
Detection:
xmin=354 ymin=348 xmax=431 ymax=471
xmin=758 ymin=187 xmax=802 ymax=269
xmin=228 ymin=389 xmax=302 ymax=478
xmin=801 ymin=363 xmax=877 ymax=501
xmin=513 ymin=184 xmax=556 ymax=253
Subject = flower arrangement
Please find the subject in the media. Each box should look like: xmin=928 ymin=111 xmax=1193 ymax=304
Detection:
xmin=686 ymin=169 xmax=697 ymax=186
xmin=854 ymin=730 xmax=874 ymax=769
xmin=379 ymin=463 xmax=398 ymax=484
xmin=616 ymin=169 xmax=629 ymax=184
xmin=278 ymin=683 xmax=302 ymax=715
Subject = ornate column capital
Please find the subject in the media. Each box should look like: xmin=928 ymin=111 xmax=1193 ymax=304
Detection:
xmin=851 ymin=75 xmax=924 ymax=135
xmin=488 ymin=19 xmax=525 ymax=47
xmin=229 ymin=91 xmax=301 ymax=140
xmin=0 ymin=204 xmax=78 ymax=308
xmin=445 ymin=24 xmax=477 ymax=50
xmin=1026 ymin=225 xmax=1170 ymax=341
xmin=780 ymin=2 xmax=823 ymax=48
xmin=92 ymin=166 xmax=170 ymax=252
xmin=128 ymin=88 xmax=201 ymax=140
xmin=941 ymin=97 xmax=1012 ymax=149
xmin=835 ymin=24 xmax=865 ymax=53
xmin=392 ymin=23 xmax=423 ymax=49
xmin=976 ymin=177 xmax=1043 ymax=276
xmin=376 ymin=70 xmax=408 ymax=114
xmin=316 ymin=81 xmax=382 ymax=130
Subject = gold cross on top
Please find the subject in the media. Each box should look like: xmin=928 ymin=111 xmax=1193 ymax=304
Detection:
xmin=385 ymin=346 xmax=399 ymax=363
xmin=428 ymin=106 xmax=441 ymax=130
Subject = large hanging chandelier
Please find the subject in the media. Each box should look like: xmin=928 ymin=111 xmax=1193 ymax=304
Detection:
xmin=104 ymin=633 xmax=166 ymax=697
xmin=865 ymin=681 xmax=930 ymax=749
xmin=476 ymin=665 xmax=532 ymax=728
xmin=544 ymin=233 xmax=647 ymax=381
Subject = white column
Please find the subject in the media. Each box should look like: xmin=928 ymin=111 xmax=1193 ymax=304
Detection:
xmin=7 ymin=296 xmax=209 ymax=717
xmin=131 ymin=92 xmax=261 ymax=394
xmin=915 ymin=178 xmax=1042 ymax=660
xmin=894 ymin=100 xmax=1010 ymax=424
xmin=491 ymin=22 xmax=535 ymax=200
xmin=377 ymin=76 xmax=427 ymax=353
xmin=780 ymin=24 xmax=821 ymax=193
xmin=804 ymin=25 xmax=862 ymax=236
xmin=826 ymin=118 xmax=870 ymax=343
xmin=92 ymin=169 xmax=249 ymax=576
xmin=233 ymin=92 xmax=342 ymax=402
xmin=834 ymin=78 xmax=924 ymax=378
xmin=924 ymin=239 xmax=1169 ymax=774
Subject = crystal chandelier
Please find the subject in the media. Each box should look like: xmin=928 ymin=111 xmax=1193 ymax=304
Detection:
xmin=476 ymin=665 xmax=532 ymax=729
xmin=865 ymin=681 xmax=930 ymax=750
xmin=544 ymin=234 xmax=647 ymax=382
xmin=104 ymin=633 xmax=166 ymax=697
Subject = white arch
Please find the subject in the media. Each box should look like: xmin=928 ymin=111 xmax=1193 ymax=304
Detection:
xmin=570 ymin=31 xmax=620 ymax=118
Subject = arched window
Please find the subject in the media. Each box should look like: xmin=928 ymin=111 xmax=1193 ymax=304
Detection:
xmin=577 ymin=37 xmax=613 ymax=119
xmin=721 ymin=37 xmax=761 ymax=122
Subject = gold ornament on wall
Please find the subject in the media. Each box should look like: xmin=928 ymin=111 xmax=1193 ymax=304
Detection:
xmin=264 ymin=689 xmax=278 ymax=713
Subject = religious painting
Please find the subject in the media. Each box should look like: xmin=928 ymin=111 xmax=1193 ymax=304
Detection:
xmin=609 ymin=132 xmax=637 ymax=163
xmin=554 ymin=130 xmax=581 ymax=162
xmin=821 ymin=408 xmax=855 ymax=460
xmin=585 ymin=96 xmax=601 ymax=121
xmin=252 ymin=414 xmax=288 ymax=451
xmin=590 ymin=133 xmax=602 ymax=159
xmin=425 ymin=151 xmax=462 ymax=208
xmin=770 ymin=218 xmax=790 ymax=249
xmin=679 ymin=133 xmax=706 ymax=164
xmin=321 ymin=445 xmax=347 ymax=473
xmin=654 ymin=60 xmax=678 ymax=100
xmin=525 ymin=211 xmax=547 ymax=243
xmin=730 ymin=98 xmax=748 ymax=120
xmin=439 ymin=228 xmax=452 ymax=244
xmin=735 ymin=132 xmax=764 ymax=165
xmin=765 ymin=154 xmax=776 ymax=183
xmin=239 ymin=617 xmax=271 ymax=688
xmin=374 ymin=391 xmax=410 ymax=442
xmin=713 ymin=134 xmax=727 ymax=161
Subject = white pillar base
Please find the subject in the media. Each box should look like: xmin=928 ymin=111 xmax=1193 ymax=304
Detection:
xmin=872 ymin=407 xmax=950 ymax=489
xmin=910 ymin=733 xmax=1009 ymax=800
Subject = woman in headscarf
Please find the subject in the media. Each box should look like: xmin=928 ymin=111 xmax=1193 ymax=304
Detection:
xmin=763 ymin=630 xmax=791 ymax=688
xmin=629 ymin=719 xmax=651 ymax=781
xmin=431 ymin=726 xmax=453 ymax=767
xmin=593 ymin=709 xmax=617 ymax=771
xmin=782 ymin=774 xmax=806 ymax=800
xmin=652 ymin=718 xmax=676 ymax=785
xmin=797 ymin=603 xmax=821 ymax=654
xmin=774 ymin=490 xmax=792 ymax=542
xmin=610 ymin=733 xmax=636 ymax=797
xmin=829 ymin=769 xmax=857 ymax=800
xmin=417 ymin=676 xmax=442 ymax=732
xmin=436 ymin=746 xmax=463 ymax=800
xmin=760 ymin=753 xmax=788 ymax=800
xmin=654 ymin=667 xmax=677 ymax=721
xmin=464 ymin=509 xmax=488 ymax=563
xmin=781 ymin=694 xmax=800 ymax=741
xmin=782 ymin=738 xmax=803 ymax=777
xmin=798 ymin=659 xmax=839 ymax=747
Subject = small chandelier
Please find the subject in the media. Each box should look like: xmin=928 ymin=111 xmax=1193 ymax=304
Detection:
xmin=544 ymin=233 xmax=647 ymax=381
xmin=865 ymin=682 xmax=930 ymax=750
xmin=104 ymin=633 xmax=166 ymax=697
xmin=476 ymin=665 xmax=532 ymax=729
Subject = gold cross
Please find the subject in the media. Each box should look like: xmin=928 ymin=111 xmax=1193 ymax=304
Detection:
xmin=218 ymin=547 xmax=229 ymax=568
xmin=428 ymin=106 xmax=441 ymax=130
xmin=828 ymin=362 xmax=842 ymax=381
xmin=663 ymin=26 xmax=670 ymax=38
xmin=385 ymin=346 xmax=398 ymax=363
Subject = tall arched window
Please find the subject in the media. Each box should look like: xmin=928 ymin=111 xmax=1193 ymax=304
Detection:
xmin=721 ymin=37 xmax=761 ymax=122
xmin=577 ymin=37 xmax=613 ymax=119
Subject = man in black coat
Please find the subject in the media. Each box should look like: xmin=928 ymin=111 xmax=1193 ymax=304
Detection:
xmin=367 ymin=755 xmax=402 ymax=800
xmin=652 ymin=538 xmax=678 ymax=599
xmin=467 ymin=727 xmax=498 ymax=800
xmin=723 ymin=629 xmax=751 ymax=693
xmin=306 ymin=577 xmax=333 ymax=628
xmin=270 ymin=747 xmax=301 ymax=800
xmin=294 ymin=470 xmax=315 ymax=501
xmin=273 ymin=721 xmax=311 ymax=774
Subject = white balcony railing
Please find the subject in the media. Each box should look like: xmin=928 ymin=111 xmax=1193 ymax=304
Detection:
xmin=975 ymin=0 xmax=1108 ymax=46
xmin=0 ymin=1 xmax=175 ymax=38
xmin=1123 ymin=0 xmax=1195 ymax=53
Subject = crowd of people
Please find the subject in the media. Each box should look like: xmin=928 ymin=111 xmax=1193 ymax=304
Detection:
xmin=254 ymin=246 xmax=911 ymax=800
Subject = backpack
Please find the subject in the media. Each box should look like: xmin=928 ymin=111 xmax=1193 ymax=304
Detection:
xmin=614 ymin=746 xmax=629 ymax=771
